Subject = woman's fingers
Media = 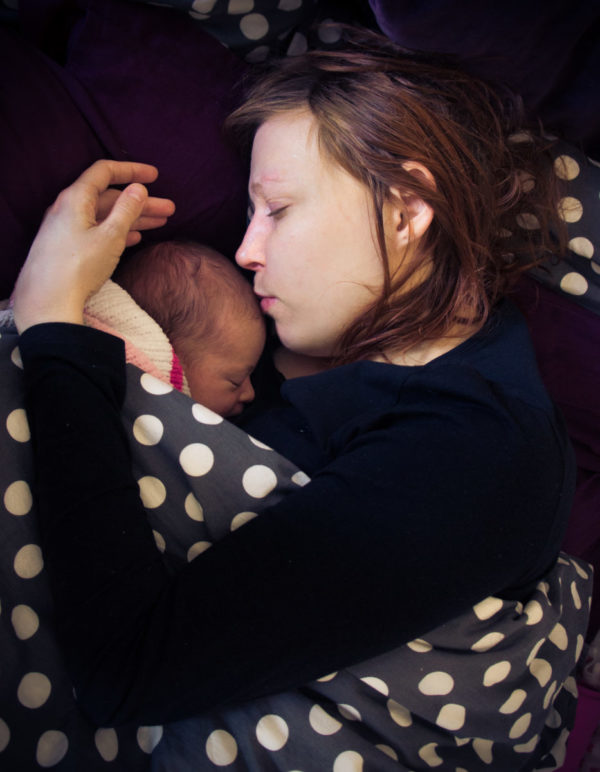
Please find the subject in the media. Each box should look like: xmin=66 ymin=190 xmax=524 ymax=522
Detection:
xmin=96 ymin=189 xmax=176 ymax=230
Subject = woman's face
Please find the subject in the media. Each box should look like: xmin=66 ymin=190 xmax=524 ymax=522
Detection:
xmin=235 ymin=110 xmax=386 ymax=357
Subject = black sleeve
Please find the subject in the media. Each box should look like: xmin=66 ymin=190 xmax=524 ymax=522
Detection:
xmin=20 ymin=323 xmax=568 ymax=727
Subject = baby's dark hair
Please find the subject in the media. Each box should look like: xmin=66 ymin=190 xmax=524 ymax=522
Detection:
xmin=114 ymin=241 xmax=261 ymax=366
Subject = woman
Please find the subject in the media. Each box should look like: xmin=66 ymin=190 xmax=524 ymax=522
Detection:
xmin=13 ymin=30 xmax=591 ymax=770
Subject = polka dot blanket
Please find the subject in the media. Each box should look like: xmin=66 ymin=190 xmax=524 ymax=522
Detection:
xmin=0 ymin=316 xmax=594 ymax=770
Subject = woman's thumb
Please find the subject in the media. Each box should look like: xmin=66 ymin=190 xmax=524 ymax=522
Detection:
xmin=102 ymin=183 xmax=148 ymax=240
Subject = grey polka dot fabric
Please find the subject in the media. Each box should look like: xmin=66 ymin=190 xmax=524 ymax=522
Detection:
xmin=0 ymin=313 xmax=593 ymax=770
xmin=525 ymin=140 xmax=600 ymax=316
xmin=0 ymin=319 xmax=305 ymax=771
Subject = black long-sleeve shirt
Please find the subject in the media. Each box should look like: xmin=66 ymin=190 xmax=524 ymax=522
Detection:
xmin=19 ymin=300 xmax=575 ymax=727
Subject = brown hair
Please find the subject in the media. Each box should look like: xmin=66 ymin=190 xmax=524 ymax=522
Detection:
xmin=226 ymin=27 xmax=566 ymax=363
xmin=114 ymin=241 xmax=261 ymax=366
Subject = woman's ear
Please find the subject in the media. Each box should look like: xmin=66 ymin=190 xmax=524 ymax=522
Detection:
xmin=385 ymin=162 xmax=435 ymax=250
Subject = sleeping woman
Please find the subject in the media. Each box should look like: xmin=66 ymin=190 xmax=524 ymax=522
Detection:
xmin=11 ymin=29 xmax=592 ymax=771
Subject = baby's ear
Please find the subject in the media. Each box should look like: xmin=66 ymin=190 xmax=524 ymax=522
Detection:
xmin=385 ymin=162 xmax=435 ymax=249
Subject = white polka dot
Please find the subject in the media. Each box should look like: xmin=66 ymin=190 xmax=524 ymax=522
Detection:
xmin=244 ymin=45 xmax=270 ymax=63
xmin=564 ymin=675 xmax=578 ymax=698
xmin=515 ymin=734 xmax=540 ymax=754
xmin=572 ymin=559 xmax=590 ymax=580
xmin=530 ymin=658 xmax=552 ymax=687
xmin=184 ymin=492 xmax=204 ymax=521
xmin=11 ymin=346 xmax=23 ymax=369
xmin=571 ymin=581 xmax=582 ymax=609
xmin=569 ymin=236 xmax=594 ymax=259
xmin=526 ymin=638 xmax=545 ymax=666
xmin=509 ymin=713 xmax=532 ymax=739
xmin=318 ymin=19 xmax=342 ymax=44
xmin=6 ymin=408 xmax=30 ymax=442
xmin=544 ymin=681 xmax=558 ymax=710
xmin=0 ymin=718 xmax=10 ymax=752
xmin=455 ymin=737 xmax=470 ymax=746
xmin=473 ymin=596 xmax=503 ymax=620
xmin=11 ymin=604 xmax=39 ymax=640
xmin=376 ymin=744 xmax=398 ymax=760
xmin=133 ymin=414 xmax=164 ymax=446
xmin=137 ymin=476 xmax=166 ymax=509
xmin=249 ymin=435 xmax=272 ymax=450
xmin=545 ymin=707 xmax=562 ymax=729
xmin=228 ymin=0 xmax=253 ymax=12
xmin=187 ymin=541 xmax=212 ymax=562
xmin=436 ymin=703 xmax=465 ymax=731
xmin=516 ymin=170 xmax=536 ymax=192
xmin=140 ymin=373 xmax=172 ymax=395
xmin=360 ymin=676 xmax=389 ymax=696
xmin=387 ymin=698 xmax=412 ymax=727
xmin=179 ymin=444 xmax=214 ymax=476
xmin=560 ymin=272 xmax=588 ymax=296
xmin=338 ymin=703 xmax=361 ymax=721
xmin=500 ymin=689 xmax=527 ymax=714
xmin=36 ymin=730 xmax=68 ymax=767
xmin=483 ymin=660 xmax=511 ymax=686
xmin=516 ymin=213 xmax=540 ymax=229
xmin=192 ymin=403 xmax=223 ymax=425
xmin=205 ymin=729 xmax=238 ymax=766
xmin=137 ymin=725 xmax=163 ymax=753
xmin=558 ymin=196 xmax=583 ymax=223
xmin=473 ymin=738 xmax=493 ymax=764
xmin=230 ymin=511 xmax=258 ymax=531
xmin=407 ymin=638 xmax=432 ymax=652
xmin=309 ymin=704 xmax=342 ymax=735
xmin=575 ymin=634 xmax=584 ymax=663
xmin=471 ymin=632 xmax=505 ymax=652
xmin=191 ymin=0 xmax=217 ymax=14
xmin=286 ymin=31 xmax=308 ymax=56
xmin=509 ymin=131 xmax=533 ymax=143
xmin=153 ymin=530 xmax=166 ymax=553
xmin=278 ymin=0 xmax=301 ymax=9
xmin=240 ymin=12 xmax=269 ymax=40
xmin=333 ymin=750 xmax=364 ymax=772
xmin=417 ymin=742 xmax=443 ymax=767
xmin=242 ymin=465 xmax=277 ymax=498
xmin=554 ymin=155 xmax=580 ymax=180
xmin=292 ymin=471 xmax=311 ymax=486
xmin=316 ymin=671 xmax=337 ymax=682
xmin=549 ymin=623 xmax=568 ymax=651
xmin=524 ymin=599 xmax=543 ymax=625
xmin=256 ymin=714 xmax=289 ymax=751
xmin=95 ymin=728 xmax=118 ymax=762
xmin=591 ymin=261 xmax=600 ymax=275
xmin=4 ymin=480 xmax=33 ymax=515
xmin=14 ymin=543 xmax=43 ymax=579
xmin=18 ymin=672 xmax=51 ymax=708
xmin=418 ymin=671 xmax=454 ymax=696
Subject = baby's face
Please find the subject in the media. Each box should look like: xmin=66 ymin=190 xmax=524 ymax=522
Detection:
xmin=185 ymin=315 xmax=266 ymax=417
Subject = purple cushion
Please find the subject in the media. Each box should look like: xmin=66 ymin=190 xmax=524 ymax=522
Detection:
xmin=1 ymin=0 xmax=250 ymax=297
xmin=368 ymin=0 xmax=600 ymax=157
xmin=513 ymin=275 xmax=600 ymax=637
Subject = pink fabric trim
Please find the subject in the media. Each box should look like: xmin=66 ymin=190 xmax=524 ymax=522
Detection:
xmin=170 ymin=351 xmax=185 ymax=392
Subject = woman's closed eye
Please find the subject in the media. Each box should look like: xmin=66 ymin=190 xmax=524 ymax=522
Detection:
xmin=267 ymin=205 xmax=289 ymax=219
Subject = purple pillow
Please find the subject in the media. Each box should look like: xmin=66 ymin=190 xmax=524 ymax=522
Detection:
xmin=368 ymin=0 xmax=600 ymax=157
xmin=1 ymin=0 xmax=250 ymax=297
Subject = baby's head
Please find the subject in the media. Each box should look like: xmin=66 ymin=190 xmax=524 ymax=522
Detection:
xmin=114 ymin=241 xmax=265 ymax=417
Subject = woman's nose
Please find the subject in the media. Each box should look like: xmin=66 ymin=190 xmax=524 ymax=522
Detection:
xmin=235 ymin=221 xmax=265 ymax=271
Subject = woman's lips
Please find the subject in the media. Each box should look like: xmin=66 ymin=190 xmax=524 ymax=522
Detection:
xmin=258 ymin=296 xmax=276 ymax=313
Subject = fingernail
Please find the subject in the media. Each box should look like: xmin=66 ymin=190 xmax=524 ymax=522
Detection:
xmin=128 ymin=184 xmax=146 ymax=202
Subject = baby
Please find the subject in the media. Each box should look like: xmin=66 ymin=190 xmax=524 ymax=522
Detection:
xmin=113 ymin=240 xmax=266 ymax=417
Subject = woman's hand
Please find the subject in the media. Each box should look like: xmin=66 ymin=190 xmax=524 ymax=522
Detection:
xmin=12 ymin=160 xmax=175 ymax=332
